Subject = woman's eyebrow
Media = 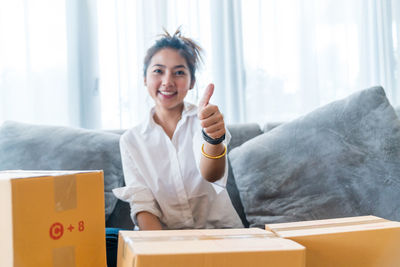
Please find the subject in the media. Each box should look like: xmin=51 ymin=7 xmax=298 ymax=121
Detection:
xmin=152 ymin=64 xmax=166 ymax=68
xmin=173 ymin=65 xmax=187 ymax=69
xmin=151 ymin=64 xmax=187 ymax=69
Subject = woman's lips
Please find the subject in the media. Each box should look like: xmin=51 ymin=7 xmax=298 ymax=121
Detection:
xmin=158 ymin=90 xmax=177 ymax=98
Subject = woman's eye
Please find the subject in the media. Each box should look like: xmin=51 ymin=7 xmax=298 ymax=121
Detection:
xmin=153 ymin=69 xmax=162 ymax=74
xmin=176 ymin=70 xmax=185 ymax=76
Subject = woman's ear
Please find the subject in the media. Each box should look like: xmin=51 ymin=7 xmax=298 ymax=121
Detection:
xmin=144 ymin=77 xmax=147 ymax=86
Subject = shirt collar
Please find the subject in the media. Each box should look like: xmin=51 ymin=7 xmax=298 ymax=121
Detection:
xmin=140 ymin=101 xmax=198 ymax=135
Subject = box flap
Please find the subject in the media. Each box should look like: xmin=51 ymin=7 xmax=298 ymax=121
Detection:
xmin=120 ymin=228 xmax=305 ymax=255
xmin=0 ymin=170 xmax=102 ymax=180
xmin=266 ymin=215 xmax=400 ymax=237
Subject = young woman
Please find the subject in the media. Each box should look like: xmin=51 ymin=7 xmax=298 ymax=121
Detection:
xmin=113 ymin=29 xmax=243 ymax=230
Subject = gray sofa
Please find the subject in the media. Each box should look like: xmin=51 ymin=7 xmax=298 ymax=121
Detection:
xmin=1 ymin=86 xmax=400 ymax=229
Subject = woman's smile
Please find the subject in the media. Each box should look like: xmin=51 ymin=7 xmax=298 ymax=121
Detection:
xmin=158 ymin=90 xmax=177 ymax=98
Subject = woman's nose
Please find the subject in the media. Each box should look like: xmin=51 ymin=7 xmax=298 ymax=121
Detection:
xmin=162 ymin=73 xmax=173 ymax=87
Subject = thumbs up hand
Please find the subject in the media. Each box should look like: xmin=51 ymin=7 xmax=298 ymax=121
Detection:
xmin=198 ymin=84 xmax=225 ymax=140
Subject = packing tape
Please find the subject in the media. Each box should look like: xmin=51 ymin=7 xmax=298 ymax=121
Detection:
xmin=53 ymin=246 xmax=75 ymax=267
xmin=267 ymin=218 xmax=388 ymax=232
xmin=53 ymin=175 xmax=77 ymax=266
xmin=54 ymin=175 xmax=77 ymax=212
xmin=122 ymin=232 xmax=279 ymax=261
xmin=125 ymin=233 xmax=277 ymax=243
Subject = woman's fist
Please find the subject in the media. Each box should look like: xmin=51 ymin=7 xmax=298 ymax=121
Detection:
xmin=198 ymin=84 xmax=225 ymax=139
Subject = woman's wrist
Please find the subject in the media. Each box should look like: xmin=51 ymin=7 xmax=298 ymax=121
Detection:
xmin=202 ymin=129 xmax=225 ymax=145
xmin=202 ymin=142 xmax=226 ymax=158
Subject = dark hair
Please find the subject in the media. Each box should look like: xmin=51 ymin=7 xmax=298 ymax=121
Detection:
xmin=143 ymin=28 xmax=203 ymax=84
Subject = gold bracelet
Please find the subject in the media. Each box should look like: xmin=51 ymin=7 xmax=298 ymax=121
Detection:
xmin=201 ymin=144 xmax=227 ymax=159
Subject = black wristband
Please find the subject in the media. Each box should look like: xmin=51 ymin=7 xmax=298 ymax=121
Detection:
xmin=202 ymin=129 xmax=225 ymax=145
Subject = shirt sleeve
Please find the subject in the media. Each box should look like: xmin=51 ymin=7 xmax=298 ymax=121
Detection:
xmin=112 ymin=134 xmax=162 ymax=225
xmin=193 ymin=127 xmax=232 ymax=194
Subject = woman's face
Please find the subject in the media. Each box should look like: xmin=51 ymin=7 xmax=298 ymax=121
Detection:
xmin=145 ymin=48 xmax=194 ymax=112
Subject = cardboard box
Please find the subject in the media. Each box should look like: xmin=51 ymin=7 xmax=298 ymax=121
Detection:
xmin=117 ymin=228 xmax=305 ymax=267
xmin=0 ymin=170 xmax=107 ymax=267
xmin=266 ymin=215 xmax=400 ymax=267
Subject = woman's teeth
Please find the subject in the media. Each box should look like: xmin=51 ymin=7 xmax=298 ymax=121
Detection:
xmin=160 ymin=91 xmax=175 ymax=96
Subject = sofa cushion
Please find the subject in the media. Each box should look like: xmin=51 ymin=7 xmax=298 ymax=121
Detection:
xmin=263 ymin=122 xmax=283 ymax=133
xmin=227 ymin=123 xmax=263 ymax=151
xmin=0 ymin=121 xmax=124 ymax=221
xmin=229 ymin=86 xmax=400 ymax=228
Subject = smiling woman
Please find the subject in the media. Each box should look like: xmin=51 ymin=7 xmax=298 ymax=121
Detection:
xmin=112 ymin=29 xmax=243 ymax=231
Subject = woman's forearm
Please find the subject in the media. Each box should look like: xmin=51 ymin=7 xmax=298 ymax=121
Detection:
xmin=136 ymin=211 xmax=163 ymax=230
xmin=199 ymin=142 xmax=226 ymax=183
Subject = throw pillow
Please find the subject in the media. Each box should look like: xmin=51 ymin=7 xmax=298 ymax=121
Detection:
xmin=0 ymin=121 xmax=124 ymax=221
xmin=229 ymin=86 xmax=400 ymax=228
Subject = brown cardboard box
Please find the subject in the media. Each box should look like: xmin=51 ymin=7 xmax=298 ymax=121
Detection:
xmin=117 ymin=228 xmax=305 ymax=267
xmin=0 ymin=170 xmax=107 ymax=267
xmin=266 ymin=215 xmax=400 ymax=267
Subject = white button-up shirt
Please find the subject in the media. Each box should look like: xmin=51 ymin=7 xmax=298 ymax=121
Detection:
xmin=113 ymin=102 xmax=243 ymax=230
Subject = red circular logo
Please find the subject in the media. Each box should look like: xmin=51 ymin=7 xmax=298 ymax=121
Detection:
xmin=49 ymin=222 xmax=64 ymax=240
